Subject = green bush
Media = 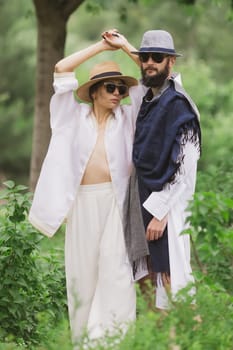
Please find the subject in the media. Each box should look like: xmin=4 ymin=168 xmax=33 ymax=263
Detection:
xmin=0 ymin=181 xmax=67 ymax=347
xmin=186 ymin=190 xmax=233 ymax=292
xmin=71 ymin=283 xmax=233 ymax=350
xmin=0 ymin=181 xmax=232 ymax=349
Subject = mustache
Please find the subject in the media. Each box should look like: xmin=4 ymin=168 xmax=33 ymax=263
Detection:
xmin=144 ymin=66 xmax=158 ymax=73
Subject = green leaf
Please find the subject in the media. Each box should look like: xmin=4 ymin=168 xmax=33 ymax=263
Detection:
xmin=14 ymin=184 xmax=28 ymax=192
xmin=3 ymin=180 xmax=15 ymax=189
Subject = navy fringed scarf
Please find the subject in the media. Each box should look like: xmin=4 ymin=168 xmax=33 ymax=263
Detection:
xmin=133 ymin=81 xmax=201 ymax=191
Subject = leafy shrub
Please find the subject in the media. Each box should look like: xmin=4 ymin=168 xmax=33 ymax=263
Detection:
xmin=1 ymin=181 xmax=233 ymax=349
xmin=196 ymin=159 xmax=233 ymax=195
xmin=0 ymin=181 xmax=67 ymax=347
xmin=186 ymin=190 xmax=233 ymax=292
xmin=73 ymin=283 xmax=233 ymax=350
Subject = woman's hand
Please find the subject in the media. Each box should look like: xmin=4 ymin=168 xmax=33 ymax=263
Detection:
xmin=102 ymin=29 xmax=128 ymax=49
xmin=102 ymin=28 xmax=140 ymax=67
xmin=100 ymin=36 xmax=118 ymax=51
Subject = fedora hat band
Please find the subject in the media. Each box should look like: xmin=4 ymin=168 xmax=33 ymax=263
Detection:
xmin=139 ymin=47 xmax=176 ymax=54
xmin=91 ymin=71 xmax=123 ymax=80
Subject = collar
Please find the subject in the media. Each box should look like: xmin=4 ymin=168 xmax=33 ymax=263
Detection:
xmin=144 ymin=79 xmax=170 ymax=102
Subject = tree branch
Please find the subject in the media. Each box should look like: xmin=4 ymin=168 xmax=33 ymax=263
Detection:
xmin=33 ymin=0 xmax=84 ymax=21
xmin=61 ymin=0 xmax=85 ymax=19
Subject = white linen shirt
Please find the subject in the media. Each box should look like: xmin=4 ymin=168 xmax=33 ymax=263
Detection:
xmin=29 ymin=72 xmax=144 ymax=237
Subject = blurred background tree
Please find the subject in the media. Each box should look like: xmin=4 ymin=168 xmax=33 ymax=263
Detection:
xmin=0 ymin=0 xmax=232 ymax=189
xmin=30 ymin=0 xmax=83 ymax=191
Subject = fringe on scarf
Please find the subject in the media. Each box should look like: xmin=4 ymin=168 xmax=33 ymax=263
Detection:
xmin=168 ymin=119 xmax=201 ymax=186
xmin=132 ymin=256 xmax=150 ymax=281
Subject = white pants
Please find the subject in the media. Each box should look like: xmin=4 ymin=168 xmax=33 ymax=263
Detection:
xmin=65 ymin=183 xmax=136 ymax=344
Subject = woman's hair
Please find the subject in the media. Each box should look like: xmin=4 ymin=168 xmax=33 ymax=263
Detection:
xmin=89 ymin=81 xmax=102 ymax=101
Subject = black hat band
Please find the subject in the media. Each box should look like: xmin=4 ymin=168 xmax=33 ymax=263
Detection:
xmin=91 ymin=71 xmax=122 ymax=80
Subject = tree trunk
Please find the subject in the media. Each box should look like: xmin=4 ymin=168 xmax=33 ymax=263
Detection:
xmin=30 ymin=0 xmax=84 ymax=191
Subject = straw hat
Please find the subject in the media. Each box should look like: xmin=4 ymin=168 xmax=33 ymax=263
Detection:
xmin=132 ymin=30 xmax=182 ymax=57
xmin=77 ymin=61 xmax=138 ymax=102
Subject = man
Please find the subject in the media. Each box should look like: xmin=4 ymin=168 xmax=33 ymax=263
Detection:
xmin=104 ymin=30 xmax=201 ymax=309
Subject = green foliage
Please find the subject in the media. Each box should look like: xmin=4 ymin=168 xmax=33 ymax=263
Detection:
xmin=0 ymin=181 xmax=232 ymax=348
xmin=1 ymin=279 xmax=233 ymax=350
xmin=68 ymin=283 xmax=233 ymax=350
xmin=197 ymin=157 xmax=233 ymax=195
xmin=178 ymin=58 xmax=233 ymax=175
xmin=186 ymin=190 xmax=233 ymax=292
xmin=0 ymin=99 xmax=32 ymax=180
xmin=0 ymin=181 xmax=67 ymax=347
xmin=167 ymin=283 xmax=233 ymax=350
xmin=0 ymin=0 xmax=36 ymax=181
xmin=1 ymin=0 xmax=233 ymax=183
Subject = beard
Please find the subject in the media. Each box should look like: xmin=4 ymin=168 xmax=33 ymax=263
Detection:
xmin=141 ymin=61 xmax=170 ymax=88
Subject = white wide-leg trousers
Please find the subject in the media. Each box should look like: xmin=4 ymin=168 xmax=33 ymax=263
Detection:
xmin=65 ymin=183 xmax=136 ymax=343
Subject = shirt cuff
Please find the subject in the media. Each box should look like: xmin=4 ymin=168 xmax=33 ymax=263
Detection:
xmin=53 ymin=72 xmax=76 ymax=78
xmin=142 ymin=182 xmax=186 ymax=220
xmin=53 ymin=72 xmax=78 ymax=93
xmin=143 ymin=192 xmax=170 ymax=220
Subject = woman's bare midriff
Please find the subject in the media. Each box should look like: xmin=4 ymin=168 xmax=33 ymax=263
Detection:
xmin=81 ymin=127 xmax=111 ymax=185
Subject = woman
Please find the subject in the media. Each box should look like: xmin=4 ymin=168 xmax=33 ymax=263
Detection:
xmin=28 ymin=33 xmax=143 ymax=345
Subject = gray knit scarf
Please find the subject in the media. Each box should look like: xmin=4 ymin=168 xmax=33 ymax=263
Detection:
xmin=123 ymin=166 xmax=149 ymax=278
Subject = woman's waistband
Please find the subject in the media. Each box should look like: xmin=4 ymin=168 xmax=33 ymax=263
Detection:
xmin=79 ymin=182 xmax=112 ymax=192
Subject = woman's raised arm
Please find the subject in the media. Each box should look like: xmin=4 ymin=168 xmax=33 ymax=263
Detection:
xmin=55 ymin=38 xmax=118 ymax=73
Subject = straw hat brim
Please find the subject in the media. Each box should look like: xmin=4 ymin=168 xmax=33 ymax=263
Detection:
xmin=77 ymin=75 xmax=138 ymax=103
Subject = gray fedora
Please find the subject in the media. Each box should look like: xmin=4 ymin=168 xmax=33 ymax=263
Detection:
xmin=132 ymin=30 xmax=182 ymax=57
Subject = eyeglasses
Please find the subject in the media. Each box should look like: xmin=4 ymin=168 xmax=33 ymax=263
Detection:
xmin=138 ymin=52 xmax=168 ymax=63
xmin=103 ymin=82 xmax=128 ymax=96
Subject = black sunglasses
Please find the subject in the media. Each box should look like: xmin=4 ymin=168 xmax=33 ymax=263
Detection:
xmin=139 ymin=52 xmax=168 ymax=63
xmin=103 ymin=82 xmax=128 ymax=96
